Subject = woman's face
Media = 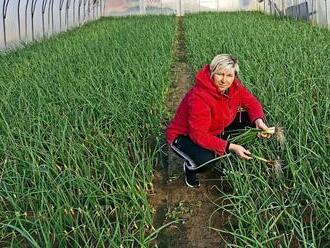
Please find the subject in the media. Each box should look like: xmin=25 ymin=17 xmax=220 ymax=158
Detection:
xmin=212 ymin=68 xmax=235 ymax=92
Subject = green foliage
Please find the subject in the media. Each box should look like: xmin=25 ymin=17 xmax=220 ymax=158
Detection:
xmin=185 ymin=12 xmax=330 ymax=247
xmin=0 ymin=15 xmax=176 ymax=247
xmin=1 ymin=11 xmax=329 ymax=247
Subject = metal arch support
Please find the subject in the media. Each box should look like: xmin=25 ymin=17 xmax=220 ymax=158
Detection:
xmin=48 ymin=0 xmax=54 ymax=35
xmin=41 ymin=0 xmax=49 ymax=38
xmin=25 ymin=0 xmax=31 ymax=40
xmin=310 ymin=0 xmax=314 ymax=23
xmin=99 ymin=0 xmax=103 ymax=17
xmin=2 ymin=0 xmax=10 ymax=47
xmin=78 ymin=0 xmax=83 ymax=25
xmin=91 ymin=0 xmax=94 ymax=18
xmin=59 ymin=0 xmax=65 ymax=32
xmin=51 ymin=0 xmax=55 ymax=34
xmin=31 ymin=0 xmax=38 ymax=41
xmin=18 ymin=0 xmax=22 ymax=41
xmin=47 ymin=0 xmax=51 ymax=32
xmin=100 ymin=0 xmax=103 ymax=17
xmin=95 ymin=0 xmax=99 ymax=18
xmin=97 ymin=0 xmax=102 ymax=18
xmin=83 ymin=0 xmax=88 ymax=22
xmin=296 ymin=0 xmax=300 ymax=19
xmin=102 ymin=0 xmax=106 ymax=17
xmin=325 ymin=0 xmax=328 ymax=27
xmin=97 ymin=0 xmax=100 ymax=17
xmin=92 ymin=0 xmax=96 ymax=19
xmin=65 ymin=0 xmax=72 ymax=30
xmin=95 ymin=0 xmax=98 ymax=18
xmin=100 ymin=0 xmax=102 ymax=17
xmin=73 ymin=0 xmax=76 ymax=24
xmin=88 ymin=0 xmax=91 ymax=20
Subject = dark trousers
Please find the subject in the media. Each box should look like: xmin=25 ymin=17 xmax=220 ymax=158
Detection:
xmin=170 ymin=112 xmax=254 ymax=173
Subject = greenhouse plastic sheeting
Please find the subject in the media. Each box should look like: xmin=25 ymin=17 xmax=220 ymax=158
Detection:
xmin=0 ymin=0 xmax=257 ymax=49
xmin=259 ymin=0 xmax=330 ymax=27
xmin=1 ymin=0 xmax=329 ymax=50
xmin=103 ymin=0 xmax=176 ymax=16
xmin=103 ymin=0 xmax=257 ymax=16
xmin=183 ymin=0 xmax=257 ymax=14
xmin=0 ymin=0 xmax=104 ymax=50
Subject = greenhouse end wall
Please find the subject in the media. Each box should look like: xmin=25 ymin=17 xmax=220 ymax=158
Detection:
xmin=102 ymin=0 xmax=257 ymax=16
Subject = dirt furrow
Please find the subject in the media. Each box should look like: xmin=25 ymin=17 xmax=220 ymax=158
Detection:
xmin=148 ymin=16 xmax=231 ymax=248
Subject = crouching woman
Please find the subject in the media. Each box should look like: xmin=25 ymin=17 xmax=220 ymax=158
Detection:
xmin=166 ymin=54 xmax=270 ymax=188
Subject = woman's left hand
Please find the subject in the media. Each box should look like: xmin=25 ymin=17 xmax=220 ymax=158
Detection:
xmin=255 ymin=118 xmax=272 ymax=138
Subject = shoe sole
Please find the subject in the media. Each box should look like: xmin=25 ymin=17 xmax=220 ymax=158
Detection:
xmin=183 ymin=162 xmax=200 ymax=188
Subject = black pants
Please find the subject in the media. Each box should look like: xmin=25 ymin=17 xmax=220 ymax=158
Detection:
xmin=170 ymin=112 xmax=254 ymax=173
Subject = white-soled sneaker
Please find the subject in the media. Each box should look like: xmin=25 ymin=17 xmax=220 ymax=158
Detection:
xmin=183 ymin=161 xmax=200 ymax=188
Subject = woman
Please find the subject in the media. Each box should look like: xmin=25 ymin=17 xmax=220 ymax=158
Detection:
xmin=166 ymin=54 xmax=271 ymax=188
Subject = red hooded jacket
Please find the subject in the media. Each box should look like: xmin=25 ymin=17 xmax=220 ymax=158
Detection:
xmin=166 ymin=64 xmax=264 ymax=155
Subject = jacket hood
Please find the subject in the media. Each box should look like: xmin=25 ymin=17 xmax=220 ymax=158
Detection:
xmin=194 ymin=64 xmax=240 ymax=99
xmin=194 ymin=64 xmax=218 ymax=97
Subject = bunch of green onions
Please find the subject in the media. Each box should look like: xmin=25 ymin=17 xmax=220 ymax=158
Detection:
xmin=196 ymin=126 xmax=285 ymax=170
xmin=228 ymin=126 xmax=285 ymax=177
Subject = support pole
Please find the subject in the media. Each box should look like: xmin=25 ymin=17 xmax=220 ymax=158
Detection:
xmin=31 ymin=0 xmax=38 ymax=41
xmin=325 ymin=0 xmax=328 ymax=27
xmin=176 ymin=0 xmax=184 ymax=16
xmin=66 ymin=0 xmax=71 ymax=30
xmin=25 ymin=0 xmax=31 ymax=40
xmin=140 ymin=0 xmax=145 ymax=14
xmin=2 ymin=0 xmax=10 ymax=47
xmin=18 ymin=0 xmax=22 ymax=41
xmin=42 ymin=0 xmax=49 ymax=38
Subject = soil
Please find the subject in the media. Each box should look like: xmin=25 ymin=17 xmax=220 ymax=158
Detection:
xmin=148 ymin=17 xmax=231 ymax=248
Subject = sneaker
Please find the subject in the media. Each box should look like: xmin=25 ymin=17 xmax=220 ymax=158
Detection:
xmin=183 ymin=161 xmax=200 ymax=188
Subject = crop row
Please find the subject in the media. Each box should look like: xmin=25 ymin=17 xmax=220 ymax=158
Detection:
xmin=0 ymin=15 xmax=176 ymax=247
xmin=185 ymin=11 xmax=330 ymax=247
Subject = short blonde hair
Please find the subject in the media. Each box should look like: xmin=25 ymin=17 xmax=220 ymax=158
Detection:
xmin=210 ymin=54 xmax=239 ymax=78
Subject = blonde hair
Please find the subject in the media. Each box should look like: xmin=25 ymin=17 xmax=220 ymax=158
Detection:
xmin=210 ymin=54 xmax=239 ymax=78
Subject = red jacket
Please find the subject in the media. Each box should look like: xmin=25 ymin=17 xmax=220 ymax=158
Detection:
xmin=166 ymin=64 xmax=264 ymax=155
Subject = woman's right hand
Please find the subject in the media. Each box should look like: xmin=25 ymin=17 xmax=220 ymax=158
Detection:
xmin=229 ymin=143 xmax=252 ymax=160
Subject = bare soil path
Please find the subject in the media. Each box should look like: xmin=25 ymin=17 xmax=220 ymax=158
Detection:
xmin=148 ymin=17 xmax=231 ymax=248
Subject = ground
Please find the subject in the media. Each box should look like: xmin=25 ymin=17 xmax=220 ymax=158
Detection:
xmin=148 ymin=17 xmax=231 ymax=248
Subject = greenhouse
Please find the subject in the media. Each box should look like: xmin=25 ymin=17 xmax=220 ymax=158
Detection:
xmin=0 ymin=0 xmax=329 ymax=247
